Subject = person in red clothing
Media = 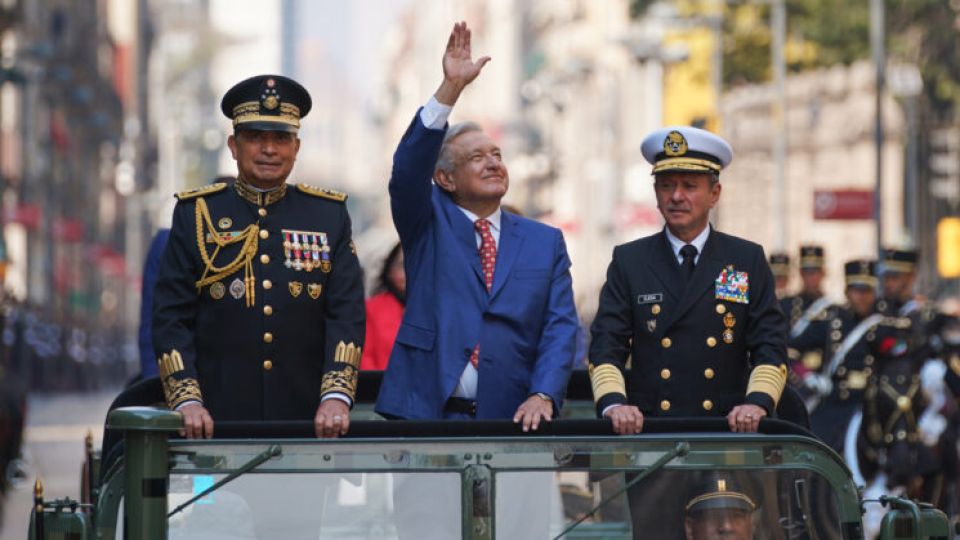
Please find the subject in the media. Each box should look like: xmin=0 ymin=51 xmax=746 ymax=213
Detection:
xmin=360 ymin=243 xmax=405 ymax=370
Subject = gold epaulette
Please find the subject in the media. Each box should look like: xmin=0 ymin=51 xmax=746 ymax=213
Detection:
xmin=175 ymin=182 xmax=228 ymax=200
xmin=297 ymin=183 xmax=348 ymax=202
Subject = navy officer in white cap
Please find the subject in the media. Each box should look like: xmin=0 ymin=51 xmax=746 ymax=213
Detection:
xmin=588 ymin=125 xmax=788 ymax=434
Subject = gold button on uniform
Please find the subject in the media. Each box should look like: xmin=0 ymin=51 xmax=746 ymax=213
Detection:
xmin=651 ymin=304 xmax=661 ymax=315
xmin=661 ymin=337 xmax=672 ymax=348
xmin=258 ymin=208 xmax=267 ymax=217
xmin=660 ymin=368 xmax=671 ymax=380
xmin=260 ymin=254 xmax=270 ymax=264
xmin=259 ymin=229 xmax=269 ymax=240
xmin=660 ymin=400 xmax=671 ymax=411
xmin=702 ymin=400 xmax=713 ymax=411
xmin=263 ymin=332 xmax=273 ymax=343
xmin=704 ymin=368 xmax=715 ymax=379
xmin=263 ymin=359 xmax=273 ymax=370
xmin=263 ymin=305 xmax=273 ymax=316
xmin=716 ymin=304 xmax=726 ymax=314
xmin=263 ymin=280 xmax=272 ymax=289
xmin=706 ymin=336 xmax=717 ymax=348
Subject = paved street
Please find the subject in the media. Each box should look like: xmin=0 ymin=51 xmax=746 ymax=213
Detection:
xmin=1 ymin=389 xmax=119 ymax=539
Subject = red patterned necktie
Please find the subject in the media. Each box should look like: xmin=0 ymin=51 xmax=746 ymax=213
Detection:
xmin=470 ymin=218 xmax=497 ymax=367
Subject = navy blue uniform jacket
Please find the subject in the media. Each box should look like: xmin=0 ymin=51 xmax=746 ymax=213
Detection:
xmin=375 ymin=113 xmax=579 ymax=419
xmin=152 ymin=182 xmax=365 ymax=421
xmin=589 ymin=229 xmax=788 ymax=417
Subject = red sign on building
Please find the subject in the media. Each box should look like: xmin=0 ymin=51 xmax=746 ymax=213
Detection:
xmin=813 ymin=190 xmax=875 ymax=220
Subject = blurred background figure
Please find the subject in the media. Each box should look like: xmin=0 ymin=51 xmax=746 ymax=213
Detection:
xmin=768 ymin=252 xmax=790 ymax=298
xmin=360 ymin=242 xmax=405 ymax=371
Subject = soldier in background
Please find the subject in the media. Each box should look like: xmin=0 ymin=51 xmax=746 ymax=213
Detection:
xmin=769 ymin=252 xmax=790 ymax=298
xmin=782 ymin=246 xmax=833 ymax=402
xmin=806 ymin=260 xmax=883 ymax=451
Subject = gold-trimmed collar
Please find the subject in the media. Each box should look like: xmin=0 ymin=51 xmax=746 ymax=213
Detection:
xmin=234 ymin=179 xmax=288 ymax=207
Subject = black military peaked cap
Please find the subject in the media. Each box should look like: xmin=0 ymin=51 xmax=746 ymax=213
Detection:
xmin=768 ymin=252 xmax=790 ymax=277
xmin=881 ymin=247 xmax=918 ymax=274
xmin=799 ymin=245 xmax=825 ymax=270
xmin=844 ymin=259 xmax=877 ymax=288
xmin=685 ymin=474 xmax=756 ymax=514
xmin=220 ymin=74 xmax=312 ymax=133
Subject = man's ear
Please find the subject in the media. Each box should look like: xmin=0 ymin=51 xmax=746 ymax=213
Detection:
xmin=434 ymin=169 xmax=456 ymax=194
xmin=709 ymin=181 xmax=722 ymax=208
xmin=227 ymin=134 xmax=238 ymax=160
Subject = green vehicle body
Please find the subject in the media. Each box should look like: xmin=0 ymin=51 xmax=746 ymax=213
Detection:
xmin=28 ymin=384 xmax=953 ymax=540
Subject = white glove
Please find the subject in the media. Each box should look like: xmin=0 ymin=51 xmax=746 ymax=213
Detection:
xmin=803 ymin=373 xmax=832 ymax=396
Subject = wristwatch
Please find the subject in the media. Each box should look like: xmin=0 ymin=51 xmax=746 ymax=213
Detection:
xmin=534 ymin=392 xmax=552 ymax=403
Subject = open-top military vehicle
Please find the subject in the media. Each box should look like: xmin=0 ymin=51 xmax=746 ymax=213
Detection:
xmin=28 ymin=372 xmax=953 ymax=539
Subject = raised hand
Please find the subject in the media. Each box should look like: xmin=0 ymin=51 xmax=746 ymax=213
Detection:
xmin=435 ymin=21 xmax=491 ymax=106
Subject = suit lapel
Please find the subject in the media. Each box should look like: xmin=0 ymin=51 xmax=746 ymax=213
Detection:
xmin=645 ymin=231 xmax=684 ymax=302
xmin=439 ymin=193 xmax=484 ymax=284
xmin=658 ymin=229 xmax=724 ymax=334
xmin=489 ymin=212 xmax=523 ymax=301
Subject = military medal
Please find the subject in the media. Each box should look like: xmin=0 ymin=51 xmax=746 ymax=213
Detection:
xmin=292 ymin=232 xmax=303 ymax=271
xmin=289 ymin=281 xmax=303 ymax=298
xmin=303 ymin=233 xmax=315 ymax=272
xmin=209 ymin=281 xmax=225 ymax=300
xmin=218 ymin=217 xmax=232 ymax=229
xmin=283 ymin=232 xmax=293 ymax=268
xmin=311 ymin=234 xmax=321 ymax=271
xmin=308 ymin=283 xmax=322 ymax=299
xmin=646 ymin=319 xmax=656 ymax=333
xmin=229 ymin=277 xmax=246 ymax=300
xmin=722 ymin=311 xmax=736 ymax=344
xmin=319 ymin=232 xmax=332 ymax=273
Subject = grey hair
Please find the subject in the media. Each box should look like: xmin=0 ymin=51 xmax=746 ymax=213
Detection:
xmin=435 ymin=121 xmax=483 ymax=174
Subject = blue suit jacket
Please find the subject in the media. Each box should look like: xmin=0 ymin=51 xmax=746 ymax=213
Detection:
xmin=375 ymin=113 xmax=579 ymax=419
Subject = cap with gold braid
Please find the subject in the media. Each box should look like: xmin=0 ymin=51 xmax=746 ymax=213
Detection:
xmin=220 ymin=74 xmax=312 ymax=133
xmin=881 ymin=247 xmax=918 ymax=275
xmin=641 ymin=126 xmax=733 ymax=175
xmin=845 ymin=259 xmax=877 ymax=288
xmin=799 ymin=245 xmax=825 ymax=270
xmin=685 ymin=474 xmax=756 ymax=514
xmin=768 ymin=252 xmax=790 ymax=278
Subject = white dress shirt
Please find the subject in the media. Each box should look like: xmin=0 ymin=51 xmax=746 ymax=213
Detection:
xmin=664 ymin=225 xmax=710 ymax=265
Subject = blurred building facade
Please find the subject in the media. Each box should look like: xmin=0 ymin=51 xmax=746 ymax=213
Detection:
xmin=0 ymin=0 xmax=149 ymax=384
xmin=720 ymin=61 xmax=906 ymax=300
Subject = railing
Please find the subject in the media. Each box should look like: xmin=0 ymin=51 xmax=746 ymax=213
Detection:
xmin=102 ymin=408 xmax=857 ymax=540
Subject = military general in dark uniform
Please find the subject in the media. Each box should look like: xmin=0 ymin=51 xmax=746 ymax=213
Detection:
xmin=152 ymin=75 xmax=365 ymax=439
xmin=589 ymin=126 xmax=788 ymax=435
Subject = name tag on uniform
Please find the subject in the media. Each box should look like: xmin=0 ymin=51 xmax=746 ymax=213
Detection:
xmin=715 ymin=267 xmax=749 ymax=304
xmin=637 ymin=293 xmax=663 ymax=305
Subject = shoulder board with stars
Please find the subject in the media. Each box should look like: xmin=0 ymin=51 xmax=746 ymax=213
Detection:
xmin=297 ymin=183 xmax=348 ymax=202
xmin=175 ymin=182 xmax=228 ymax=200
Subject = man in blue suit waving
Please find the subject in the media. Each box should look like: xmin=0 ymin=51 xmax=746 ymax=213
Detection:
xmin=375 ymin=22 xmax=578 ymax=431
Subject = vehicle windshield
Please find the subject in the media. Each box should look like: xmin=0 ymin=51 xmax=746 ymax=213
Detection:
xmin=156 ymin=431 xmax=853 ymax=540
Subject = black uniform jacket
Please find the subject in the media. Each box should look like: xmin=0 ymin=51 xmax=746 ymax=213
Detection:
xmin=589 ymin=227 xmax=788 ymax=417
xmin=152 ymin=181 xmax=365 ymax=421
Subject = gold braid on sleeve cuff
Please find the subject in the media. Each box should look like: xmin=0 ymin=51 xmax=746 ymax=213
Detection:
xmin=333 ymin=341 xmax=362 ymax=368
xmin=589 ymin=363 xmax=627 ymax=403
xmin=158 ymin=349 xmax=203 ymax=409
xmin=746 ymin=364 xmax=788 ymax=407
xmin=321 ymin=365 xmax=358 ymax=402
